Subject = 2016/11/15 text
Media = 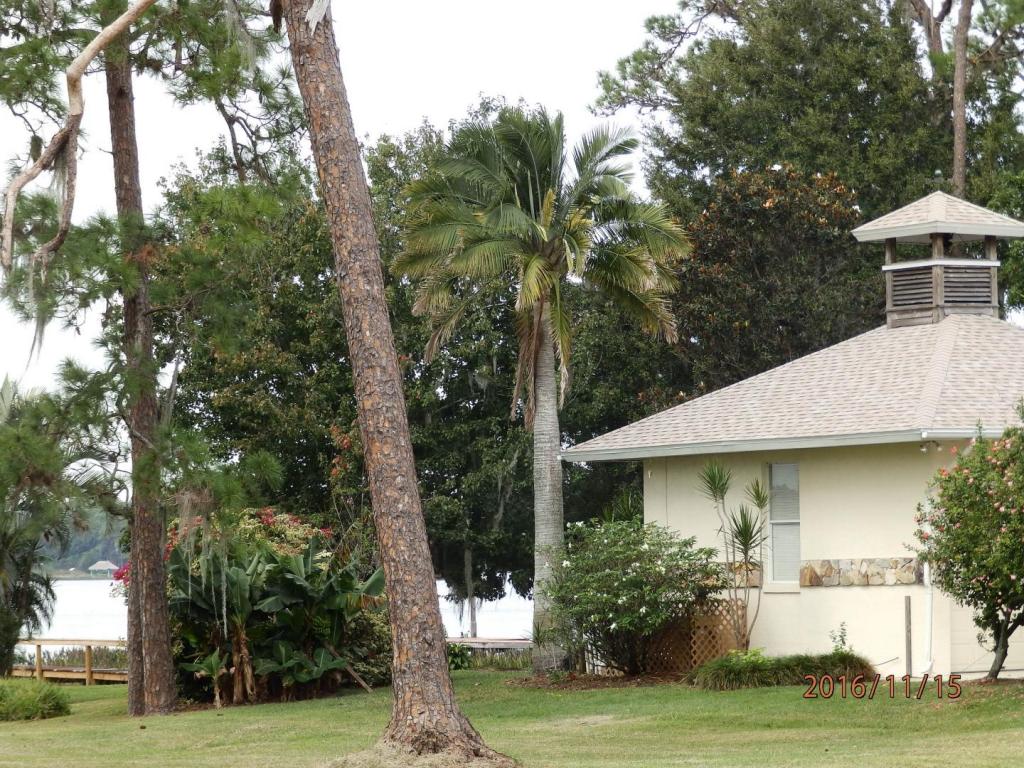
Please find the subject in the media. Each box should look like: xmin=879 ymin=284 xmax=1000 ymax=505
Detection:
xmin=802 ymin=674 xmax=961 ymax=700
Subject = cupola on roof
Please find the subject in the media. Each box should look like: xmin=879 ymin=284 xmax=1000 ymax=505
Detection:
xmin=851 ymin=191 xmax=1024 ymax=328
xmin=851 ymin=191 xmax=1024 ymax=244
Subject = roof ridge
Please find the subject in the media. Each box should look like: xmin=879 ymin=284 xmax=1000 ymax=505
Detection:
xmin=914 ymin=316 xmax=960 ymax=428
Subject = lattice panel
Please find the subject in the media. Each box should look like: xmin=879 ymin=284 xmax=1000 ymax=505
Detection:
xmin=689 ymin=600 xmax=744 ymax=670
xmin=576 ymin=601 xmax=744 ymax=677
xmin=643 ymin=600 xmax=745 ymax=677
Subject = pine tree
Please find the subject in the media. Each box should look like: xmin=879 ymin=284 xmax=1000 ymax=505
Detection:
xmin=273 ymin=1 xmax=508 ymax=759
xmin=1 ymin=0 xmax=300 ymax=715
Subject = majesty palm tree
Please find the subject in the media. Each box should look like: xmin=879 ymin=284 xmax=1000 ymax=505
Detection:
xmin=396 ymin=107 xmax=687 ymax=671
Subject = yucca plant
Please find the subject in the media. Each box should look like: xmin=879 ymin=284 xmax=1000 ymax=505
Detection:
xmin=396 ymin=106 xmax=687 ymax=671
xmin=700 ymin=462 xmax=769 ymax=650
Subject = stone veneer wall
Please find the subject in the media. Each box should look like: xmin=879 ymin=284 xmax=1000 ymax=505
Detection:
xmin=799 ymin=558 xmax=922 ymax=587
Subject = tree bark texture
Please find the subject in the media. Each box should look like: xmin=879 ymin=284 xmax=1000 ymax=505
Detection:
xmin=531 ymin=304 xmax=566 ymax=673
xmin=280 ymin=2 xmax=502 ymax=758
xmin=104 ymin=22 xmax=176 ymax=716
xmin=463 ymin=545 xmax=477 ymax=638
xmin=126 ymin=556 xmax=144 ymax=715
xmin=951 ymin=0 xmax=973 ymax=198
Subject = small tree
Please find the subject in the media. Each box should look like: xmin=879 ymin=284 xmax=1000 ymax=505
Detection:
xmin=546 ymin=519 xmax=726 ymax=675
xmin=915 ymin=425 xmax=1024 ymax=680
xmin=699 ymin=462 xmax=769 ymax=650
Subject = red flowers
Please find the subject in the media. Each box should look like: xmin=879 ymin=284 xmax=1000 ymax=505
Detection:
xmin=113 ymin=562 xmax=131 ymax=584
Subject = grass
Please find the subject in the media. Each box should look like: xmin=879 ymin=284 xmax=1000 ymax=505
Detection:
xmin=1 ymin=671 xmax=1023 ymax=767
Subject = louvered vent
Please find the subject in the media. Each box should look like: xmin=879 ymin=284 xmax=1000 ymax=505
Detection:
xmin=944 ymin=266 xmax=993 ymax=305
xmin=891 ymin=267 xmax=933 ymax=307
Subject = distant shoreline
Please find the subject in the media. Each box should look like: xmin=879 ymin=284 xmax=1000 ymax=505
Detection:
xmin=46 ymin=572 xmax=118 ymax=581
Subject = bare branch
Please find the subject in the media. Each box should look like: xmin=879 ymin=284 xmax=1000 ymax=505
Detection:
xmin=1 ymin=0 xmax=158 ymax=273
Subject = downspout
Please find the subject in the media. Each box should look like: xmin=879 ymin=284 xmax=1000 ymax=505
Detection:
xmin=921 ymin=560 xmax=934 ymax=676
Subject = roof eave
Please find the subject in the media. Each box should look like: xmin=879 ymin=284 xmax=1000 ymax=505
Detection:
xmin=852 ymin=221 xmax=1024 ymax=242
xmin=562 ymin=427 xmax=1003 ymax=463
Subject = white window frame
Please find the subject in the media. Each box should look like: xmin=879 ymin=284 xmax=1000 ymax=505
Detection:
xmin=768 ymin=463 xmax=800 ymax=584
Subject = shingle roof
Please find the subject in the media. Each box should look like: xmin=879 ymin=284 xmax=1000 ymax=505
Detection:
xmin=851 ymin=191 xmax=1024 ymax=243
xmin=563 ymin=314 xmax=1024 ymax=462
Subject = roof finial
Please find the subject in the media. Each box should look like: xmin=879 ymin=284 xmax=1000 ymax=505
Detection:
xmin=933 ymin=169 xmax=946 ymax=191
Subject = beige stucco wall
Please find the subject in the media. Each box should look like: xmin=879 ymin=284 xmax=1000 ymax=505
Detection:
xmin=642 ymin=441 xmax=1024 ymax=676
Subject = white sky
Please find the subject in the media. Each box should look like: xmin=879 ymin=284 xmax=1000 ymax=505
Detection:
xmin=1 ymin=0 xmax=672 ymax=391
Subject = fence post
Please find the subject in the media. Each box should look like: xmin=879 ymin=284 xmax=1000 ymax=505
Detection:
xmin=35 ymin=644 xmax=43 ymax=680
xmin=85 ymin=645 xmax=94 ymax=686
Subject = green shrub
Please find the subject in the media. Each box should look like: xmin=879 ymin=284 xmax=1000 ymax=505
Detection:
xmin=691 ymin=648 xmax=875 ymax=690
xmin=167 ymin=508 xmax=386 ymax=704
xmin=546 ymin=519 xmax=727 ymax=675
xmin=447 ymin=643 xmax=471 ymax=670
xmin=0 ymin=680 xmax=71 ymax=721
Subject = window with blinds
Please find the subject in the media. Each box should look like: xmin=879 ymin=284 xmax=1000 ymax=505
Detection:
xmin=769 ymin=463 xmax=800 ymax=583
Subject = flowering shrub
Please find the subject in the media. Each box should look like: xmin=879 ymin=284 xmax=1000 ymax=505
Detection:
xmin=545 ymin=519 xmax=726 ymax=675
xmin=915 ymin=426 xmax=1024 ymax=680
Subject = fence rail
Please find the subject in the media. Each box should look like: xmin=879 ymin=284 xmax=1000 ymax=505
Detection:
xmin=9 ymin=637 xmax=524 ymax=685
xmin=12 ymin=638 xmax=127 ymax=685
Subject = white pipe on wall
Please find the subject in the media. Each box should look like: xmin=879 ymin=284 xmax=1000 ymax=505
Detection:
xmin=921 ymin=561 xmax=934 ymax=676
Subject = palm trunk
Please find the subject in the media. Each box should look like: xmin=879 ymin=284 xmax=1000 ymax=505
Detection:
xmin=531 ymin=305 xmax=565 ymax=673
xmin=951 ymin=0 xmax=973 ymax=198
xmin=279 ymin=2 xmax=502 ymax=759
xmin=103 ymin=13 xmax=176 ymax=715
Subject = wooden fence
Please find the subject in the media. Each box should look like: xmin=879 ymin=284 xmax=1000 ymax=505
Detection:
xmin=11 ymin=638 xmax=127 ymax=684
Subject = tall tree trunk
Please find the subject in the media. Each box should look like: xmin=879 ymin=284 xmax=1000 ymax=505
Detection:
xmin=464 ymin=544 xmax=477 ymax=638
xmin=104 ymin=14 xmax=176 ymax=715
xmin=531 ymin=305 xmax=565 ymax=673
xmin=126 ymin=564 xmax=145 ymax=715
xmin=279 ymin=2 xmax=504 ymax=759
xmin=951 ymin=0 xmax=974 ymax=198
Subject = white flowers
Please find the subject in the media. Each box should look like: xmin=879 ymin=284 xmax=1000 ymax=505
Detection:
xmin=639 ymin=606 xmax=647 ymax=615
xmin=562 ymin=560 xmax=571 ymax=568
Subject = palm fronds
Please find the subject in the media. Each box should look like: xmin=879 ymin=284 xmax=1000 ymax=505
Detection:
xmin=396 ymin=106 xmax=687 ymax=425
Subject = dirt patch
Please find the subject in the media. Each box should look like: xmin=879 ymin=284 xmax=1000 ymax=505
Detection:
xmin=324 ymin=744 xmax=517 ymax=768
xmin=509 ymin=672 xmax=684 ymax=690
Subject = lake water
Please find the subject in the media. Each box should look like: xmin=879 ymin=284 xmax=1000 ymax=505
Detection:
xmin=18 ymin=578 xmax=532 ymax=651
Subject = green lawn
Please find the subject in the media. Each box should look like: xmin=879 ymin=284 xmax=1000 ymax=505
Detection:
xmin=1 ymin=672 xmax=1023 ymax=767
